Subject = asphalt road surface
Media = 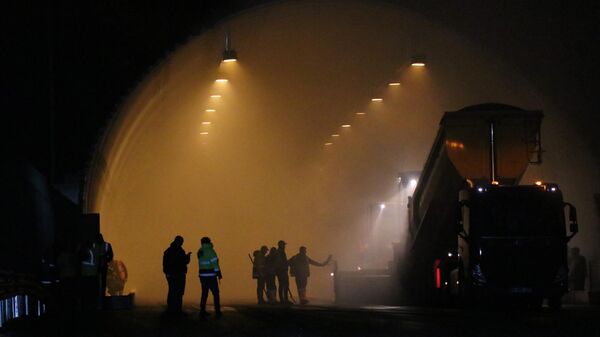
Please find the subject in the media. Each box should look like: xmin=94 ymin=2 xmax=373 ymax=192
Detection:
xmin=3 ymin=303 xmax=600 ymax=337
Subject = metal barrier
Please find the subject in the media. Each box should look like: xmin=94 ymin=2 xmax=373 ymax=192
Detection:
xmin=0 ymin=272 xmax=47 ymax=329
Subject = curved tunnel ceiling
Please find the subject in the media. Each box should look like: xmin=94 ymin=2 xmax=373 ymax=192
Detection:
xmin=84 ymin=1 xmax=600 ymax=302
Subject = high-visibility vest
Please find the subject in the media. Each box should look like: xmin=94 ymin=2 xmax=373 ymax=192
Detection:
xmin=81 ymin=247 xmax=98 ymax=276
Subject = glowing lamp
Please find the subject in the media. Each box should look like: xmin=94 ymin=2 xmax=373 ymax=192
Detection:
xmin=222 ymin=30 xmax=238 ymax=62
xmin=200 ymin=132 xmax=209 ymax=135
xmin=411 ymin=55 xmax=427 ymax=67
xmin=535 ymin=181 xmax=543 ymax=186
xmin=388 ymin=82 xmax=401 ymax=86
xmin=331 ymin=134 xmax=340 ymax=137
xmin=202 ymin=122 xmax=212 ymax=125
xmin=210 ymin=95 xmax=222 ymax=98
xmin=205 ymin=109 xmax=216 ymax=112
xmin=215 ymin=79 xmax=228 ymax=83
xmin=380 ymin=203 xmax=386 ymax=210
xmin=356 ymin=112 xmax=366 ymax=115
xmin=341 ymin=124 xmax=351 ymax=128
xmin=324 ymin=142 xmax=333 ymax=146
xmin=371 ymin=98 xmax=383 ymax=102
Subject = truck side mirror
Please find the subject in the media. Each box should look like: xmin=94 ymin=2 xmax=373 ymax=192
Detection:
xmin=565 ymin=203 xmax=579 ymax=240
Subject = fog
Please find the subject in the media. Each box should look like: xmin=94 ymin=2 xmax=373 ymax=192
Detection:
xmin=85 ymin=1 xmax=600 ymax=304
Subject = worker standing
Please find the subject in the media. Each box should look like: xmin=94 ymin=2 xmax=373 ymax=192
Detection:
xmin=289 ymin=246 xmax=332 ymax=305
xmin=162 ymin=235 xmax=191 ymax=315
xmin=274 ymin=240 xmax=291 ymax=304
xmin=264 ymin=247 xmax=278 ymax=303
xmin=198 ymin=237 xmax=222 ymax=318
xmin=253 ymin=246 xmax=269 ymax=304
xmin=94 ymin=234 xmax=113 ymax=300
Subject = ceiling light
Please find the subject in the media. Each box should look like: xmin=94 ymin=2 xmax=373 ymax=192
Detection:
xmin=205 ymin=109 xmax=216 ymax=112
xmin=341 ymin=124 xmax=351 ymax=128
xmin=215 ymin=79 xmax=228 ymax=83
xmin=371 ymin=98 xmax=383 ymax=102
xmin=210 ymin=95 xmax=222 ymax=98
xmin=388 ymin=82 xmax=401 ymax=86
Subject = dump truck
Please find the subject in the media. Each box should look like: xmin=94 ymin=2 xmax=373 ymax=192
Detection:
xmin=402 ymin=103 xmax=578 ymax=308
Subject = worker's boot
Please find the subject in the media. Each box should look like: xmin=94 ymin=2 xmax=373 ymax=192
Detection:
xmin=299 ymin=288 xmax=309 ymax=305
xmin=267 ymin=290 xmax=276 ymax=304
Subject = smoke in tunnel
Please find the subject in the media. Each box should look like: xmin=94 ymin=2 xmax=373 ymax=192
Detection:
xmin=85 ymin=1 xmax=600 ymax=303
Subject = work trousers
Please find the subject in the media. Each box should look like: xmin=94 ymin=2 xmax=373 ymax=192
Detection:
xmin=166 ymin=274 xmax=186 ymax=312
xmin=276 ymin=271 xmax=289 ymax=302
xmin=257 ymin=276 xmax=266 ymax=303
xmin=295 ymin=276 xmax=308 ymax=292
xmin=200 ymin=276 xmax=221 ymax=313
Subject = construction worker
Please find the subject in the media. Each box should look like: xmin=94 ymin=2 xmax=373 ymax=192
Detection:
xmin=162 ymin=235 xmax=191 ymax=315
xmin=198 ymin=237 xmax=222 ymax=318
xmin=80 ymin=239 xmax=98 ymax=311
xmin=275 ymin=240 xmax=291 ymax=304
xmin=264 ymin=247 xmax=278 ymax=303
xmin=253 ymin=246 xmax=268 ymax=304
xmin=289 ymin=246 xmax=332 ymax=305
xmin=94 ymin=234 xmax=113 ymax=299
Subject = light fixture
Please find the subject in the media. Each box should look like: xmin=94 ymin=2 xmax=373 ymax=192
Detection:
xmin=205 ymin=109 xmax=216 ymax=112
xmin=535 ymin=181 xmax=543 ymax=186
xmin=411 ymin=55 xmax=427 ymax=67
xmin=410 ymin=179 xmax=418 ymax=188
xmin=200 ymin=132 xmax=209 ymax=135
xmin=331 ymin=134 xmax=340 ymax=137
xmin=210 ymin=94 xmax=222 ymax=98
xmin=341 ymin=124 xmax=351 ymax=128
xmin=388 ymin=82 xmax=401 ymax=86
xmin=202 ymin=122 xmax=212 ymax=125
xmin=356 ymin=112 xmax=366 ymax=115
xmin=215 ymin=79 xmax=228 ymax=83
xmin=380 ymin=203 xmax=386 ymax=210
xmin=371 ymin=98 xmax=383 ymax=102
xmin=324 ymin=142 xmax=333 ymax=146
xmin=222 ymin=30 xmax=238 ymax=62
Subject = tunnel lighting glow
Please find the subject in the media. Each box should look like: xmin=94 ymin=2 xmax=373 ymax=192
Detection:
xmin=448 ymin=252 xmax=453 ymax=257
xmin=222 ymin=58 xmax=237 ymax=63
xmin=200 ymin=132 xmax=209 ymax=135
xmin=356 ymin=112 xmax=366 ymax=115
xmin=202 ymin=122 xmax=212 ymax=125
xmin=411 ymin=55 xmax=427 ymax=67
xmin=491 ymin=180 xmax=499 ymax=185
xmin=357 ymin=266 xmax=362 ymax=271
xmin=410 ymin=179 xmax=418 ymax=188
xmin=330 ymin=273 xmax=335 ymax=277
xmin=205 ymin=109 xmax=216 ymax=112
xmin=210 ymin=95 xmax=222 ymax=98
xmin=341 ymin=124 xmax=351 ymax=128
xmin=371 ymin=98 xmax=383 ymax=102
xmin=388 ymin=82 xmax=401 ymax=86
xmin=331 ymin=134 xmax=340 ymax=137
xmin=324 ymin=142 xmax=333 ymax=146
xmin=380 ymin=203 xmax=386 ymax=210
xmin=535 ymin=181 xmax=543 ymax=186
xmin=215 ymin=79 xmax=229 ymax=83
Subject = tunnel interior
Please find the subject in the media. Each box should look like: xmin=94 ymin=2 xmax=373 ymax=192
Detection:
xmin=84 ymin=1 xmax=600 ymax=303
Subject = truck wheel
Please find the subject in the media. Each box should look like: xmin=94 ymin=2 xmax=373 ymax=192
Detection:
xmin=548 ymin=296 xmax=562 ymax=310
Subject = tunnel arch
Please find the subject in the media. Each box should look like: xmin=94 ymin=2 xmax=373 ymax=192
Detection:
xmin=84 ymin=0 xmax=600 ymax=303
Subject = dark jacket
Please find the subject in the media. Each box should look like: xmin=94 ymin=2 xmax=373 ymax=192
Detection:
xmin=163 ymin=243 xmax=190 ymax=275
xmin=264 ymin=252 xmax=277 ymax=276
xmin=274 ymin=248 xmax=288 ymax=274
xmin=289 ymin=254 xmax=328 ymax=278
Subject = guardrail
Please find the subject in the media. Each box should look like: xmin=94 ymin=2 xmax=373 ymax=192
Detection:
xmin=0 ymin=271 xmax=47 ymax=329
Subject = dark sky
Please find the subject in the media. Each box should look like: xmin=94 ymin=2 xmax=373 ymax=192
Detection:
xmin=3 ymin=1 xmax=599 ymax=182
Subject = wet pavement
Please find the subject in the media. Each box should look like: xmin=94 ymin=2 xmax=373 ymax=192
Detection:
xmin=2 ymin=303 xmax=600 ymax=337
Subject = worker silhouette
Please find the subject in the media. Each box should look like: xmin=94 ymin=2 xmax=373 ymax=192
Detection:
xmin=569 ymin=247 xmax=587 ymax=291
xmin=264 ymin=247 xmax=278 ymax=303
xmin=162 ymin=235 xmax=191 ymax=315
xmin=95 ymin=234 xmax=113 ymax=300
xmin=252 ymin=246 xmax=269 ymax=304
xmin=275 ymin=240 xmax=291 ymax=304
xmin=198 ymin=237 xmax=222 ymax=318
xmin=289 ymin=246 xmax=332 ymax=305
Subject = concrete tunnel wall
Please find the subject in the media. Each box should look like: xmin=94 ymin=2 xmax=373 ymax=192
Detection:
xmin=84 ymin=0 xmax=600 ymax=303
